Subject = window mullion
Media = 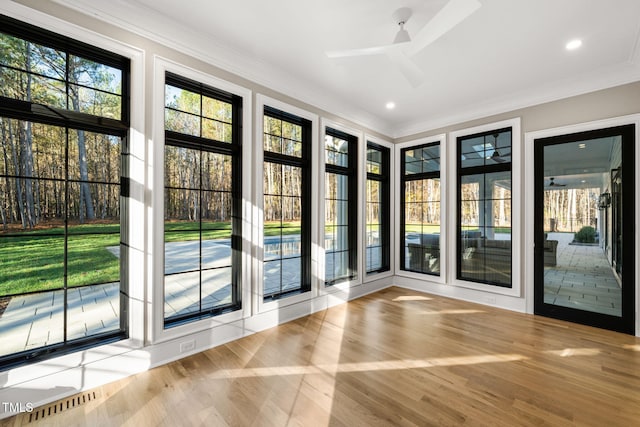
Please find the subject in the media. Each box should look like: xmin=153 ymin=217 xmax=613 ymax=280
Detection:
xmin=63 ymin=127 xmax=70 ymax=344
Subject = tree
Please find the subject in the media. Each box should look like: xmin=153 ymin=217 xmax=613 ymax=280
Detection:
xmin=0 ymin=33 xmax=123 ymax=229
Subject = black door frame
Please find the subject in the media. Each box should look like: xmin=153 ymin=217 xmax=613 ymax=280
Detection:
xmin=533 ymin=124 xmax=635 ymax=334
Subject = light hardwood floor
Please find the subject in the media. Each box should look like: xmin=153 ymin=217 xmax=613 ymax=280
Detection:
xmin=3 ymin=286 xmax=640 ymax=426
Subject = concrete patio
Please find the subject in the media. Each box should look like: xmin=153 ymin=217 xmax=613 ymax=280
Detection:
xmin=544 ymin=232 xmax=621 ymax=316
xmin=0 ymin=236 xmax=314 ymax=357
xmin=0 ymin=232 xmax=622 ymax=358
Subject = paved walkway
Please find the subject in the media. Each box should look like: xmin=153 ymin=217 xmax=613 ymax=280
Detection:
xmin=0 ymin=283 xmax=120 ymax=356
xmin=0 ymin=236 xmax=323 ymax=357
xmin=0 ymin=233 xmax=621 ymax=357
xmin=543 ymin=232 xmax=621 ymax=316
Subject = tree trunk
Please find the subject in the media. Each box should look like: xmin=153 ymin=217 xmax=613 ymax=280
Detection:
xmin=20 ymin=120 xmax=36 ymax=228
xmin=68 ymin=58 xmax=95 ymax=223
xmin=1 ymin=119 xmax=11 ymax=229
xmin=20 ymin=42 xmax=36 ymax=228
xmin=8 ymin=123 xmax=26 ymax=229
xmin=75 ymin=128 xmax=94 ymax=223
xmin=99 ymin=135 xmax=107 ymax=219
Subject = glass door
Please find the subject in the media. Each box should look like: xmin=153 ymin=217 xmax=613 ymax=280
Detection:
xmin=533 ymin=125 xmax=635 ymax=334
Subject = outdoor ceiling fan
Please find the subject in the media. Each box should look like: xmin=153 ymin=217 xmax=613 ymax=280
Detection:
xmin=325 ymin=0 xmax=482 ymax=87
xmin=547 ymin=177 xmax=566 ymax=187
xmin=489 ymin=133 xmax=507 ymax=163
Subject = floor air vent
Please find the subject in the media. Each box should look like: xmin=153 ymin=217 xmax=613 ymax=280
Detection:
xmin=23 ymin=391 xmax=100 ymax=424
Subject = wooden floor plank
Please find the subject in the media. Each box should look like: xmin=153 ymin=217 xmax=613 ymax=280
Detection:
xmin=2 ymin=286 xmax=640 ymax=426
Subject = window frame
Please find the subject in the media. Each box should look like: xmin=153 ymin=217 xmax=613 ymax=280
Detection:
xmin=253 ymin=95 xmax=319 ymax=313
xmin=448 ymin=118 xmax=521 ymax=297
xmin=322 ymin=122 xmax=360 ymax=290
xmin=152 ymin=58 xmax=252 ymax=344
xmin=162 ymin=72 xmax=243 ymax=328
xmin=395 ymin=134 xmax=447 ymax=284
xmin=400 ymin=140 xmax=442 ymax=277
xmin=365 ymin=141 xmax=391 ymax=276
xmin=0 ymin=14 xmax=132 ymax=368
xmin=261 ymin=105 xmax=312 ymax=301
xmin=456 ymin=127 xmax=512 ymax=288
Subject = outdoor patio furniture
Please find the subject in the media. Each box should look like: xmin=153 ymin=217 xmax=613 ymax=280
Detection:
xmin=407 ymin=234 xmax=440 ymax=273
xmin=543 ymin=238 xmax=558 ymax=266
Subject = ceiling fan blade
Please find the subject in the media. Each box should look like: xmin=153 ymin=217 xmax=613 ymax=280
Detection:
xmin=406 ymin=0 xmax=481 ymax=56
xmin=325 ymin=42 xmax=406 ymax=58
xmin=387 ymin=50 xmax=424 ymax=87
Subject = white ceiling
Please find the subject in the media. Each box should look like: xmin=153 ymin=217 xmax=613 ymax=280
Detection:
xmin=53 ymin=0 xmax=640 ymax=138
xmin=543 ymin=136 xmax=616 ymax=190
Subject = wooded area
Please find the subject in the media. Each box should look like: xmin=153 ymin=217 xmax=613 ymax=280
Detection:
xmin=404 ymin=178 xmax=440 ymax=226
xmin=164 ymin=146 xmax=232 ymax=223
xmin=459 ymin=177 xmax=512 ymax=229
xmin=544 ymin=187 xmax=598 ymax=232
xmin=262 ymin=115 xmax=303 ymax=225
xmin=163 ymin=84 xmax=235 ymax=225
xmin=0 ymin=33 xmax=123 ymax=232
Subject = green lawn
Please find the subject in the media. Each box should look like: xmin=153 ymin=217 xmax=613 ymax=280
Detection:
xmin=163 ymin=221 xmax=302 ymax=242
xmin=1 ymin=221 xmax=304 ymax=296
xmin=164 ymin=221 xmax=232 ymax=242
xmin=404 ymin=224 xmax=441 ymax=234
xmin=0 ymin=224 xmax=120 ymax=296
xmin=6 ymin=220 xmax=496 ymax=296
xmin=269 ymin=221 xmax=302 ymax=236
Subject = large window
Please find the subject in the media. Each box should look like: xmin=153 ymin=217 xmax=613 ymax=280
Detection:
xmin=263 ymin=107 xmax=311 ymax=300
xmin=0 ymin=15 xmax=129 ymax=367
xmin=401 ymin=142 xmax=441 ymax=275
xmin=366 ymin=143 xmax=390 ymax=274
xmin=324 ymin=128 xmax=357 ymax=285
xmin=457 ymin=128 xmax=512 ymax=287
xmin=163 ymin=72 xmax=242 ymax=326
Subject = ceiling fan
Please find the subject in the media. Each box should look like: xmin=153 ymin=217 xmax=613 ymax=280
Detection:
xmin=547 ymin=177 xmax=566 ymax=187
xmin=325 ymin=0 xmax=482 ymax=87
xmin=489 ymin=133 xmax=507 ymax=163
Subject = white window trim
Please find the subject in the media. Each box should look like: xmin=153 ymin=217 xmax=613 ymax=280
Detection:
xmin=523 ymin=114 xmax=640 ymax=337
xmin=394 ymin=134 xmax=448 ymax=285
xmin=320 ymin=119 xmax=364 ymax=294
xmin=448 ymin=118 xmax=522 ymax=297
xmin=150 ymin=56 xmax=253 ymax=344
xmin=253 ymin=94 xmax=319 ymax=314
xmin=363 ymin=134 xmax=395 ymax=283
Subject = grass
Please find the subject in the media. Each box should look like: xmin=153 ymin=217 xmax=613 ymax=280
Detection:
xmin=0 ymin=226 xmax=120 ymax=296
xmin=163 ymin=221 xmax=302 ymax=242
xmin=164 ymin=221 xmax=231 ymax=242
xmin=0 ymin=220 xmax=303 ymax=296
xmin=404 ymin=224 xmax=441 ymax=234
xmin=5 ymin=220 xmax=508 ymax=296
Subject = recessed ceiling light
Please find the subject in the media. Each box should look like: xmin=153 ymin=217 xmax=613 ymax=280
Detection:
xmin=566 ymin=39 xmax=582 ymax=51
xmin=578 ymin=143 xmax=586 ymax=149
xmin=386 ymin=102 xmax=396 ymax=110
xmin=581 ymin=180 xmax=586 ymax=183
